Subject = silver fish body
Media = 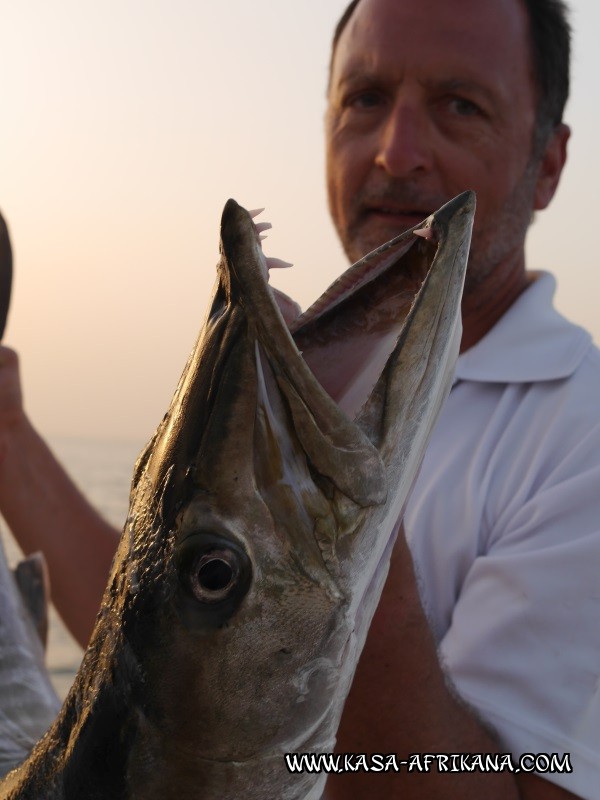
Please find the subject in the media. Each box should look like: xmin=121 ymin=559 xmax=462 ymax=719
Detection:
xmin=0 ymin=191 xmax=474 ymax=799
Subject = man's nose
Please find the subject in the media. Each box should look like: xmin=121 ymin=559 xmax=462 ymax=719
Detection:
xmin=374 ymin=99 xmax=433 ymax=177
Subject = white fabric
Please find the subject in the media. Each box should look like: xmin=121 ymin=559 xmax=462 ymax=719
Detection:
xmin=0 ymin=534 xmax=60 ymax=777
xmin=404 ymin=272 xmax=600 ymax=799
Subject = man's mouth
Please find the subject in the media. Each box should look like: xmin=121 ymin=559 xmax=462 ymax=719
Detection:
xmin=364 ymin=206 xmax=434 ymax=229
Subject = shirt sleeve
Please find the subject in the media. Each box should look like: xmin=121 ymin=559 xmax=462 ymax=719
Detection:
xmin=439 ymin=385 xmax=600 ymax=800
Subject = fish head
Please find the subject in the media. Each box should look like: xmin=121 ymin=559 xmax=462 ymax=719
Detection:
xmin=99 ymin=192 xmax=474 ymax=793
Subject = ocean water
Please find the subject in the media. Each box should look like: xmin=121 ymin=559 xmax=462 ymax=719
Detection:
xmin=3 ymin=435 xmax=146 ymax=699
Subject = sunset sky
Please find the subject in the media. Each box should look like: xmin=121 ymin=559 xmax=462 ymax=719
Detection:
xmin=1 ymin=0 xmax=599 ymax=442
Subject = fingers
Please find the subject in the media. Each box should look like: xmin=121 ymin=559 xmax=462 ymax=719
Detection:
xmin=0 ymin=345 xmax=19 ymax=371
xmin=0 ymin=346 xmax=24 ymax=426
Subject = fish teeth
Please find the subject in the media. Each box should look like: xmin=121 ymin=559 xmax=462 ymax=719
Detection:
xmin=249 ymin=211 xmax=273 ymax=245
xmin=414 ymin=226 xmax=434 ymax=241
xmin=247 ymin=207 xmax=292 ymax=272
xmin=266 ymin=257 xmax=293 ymax=270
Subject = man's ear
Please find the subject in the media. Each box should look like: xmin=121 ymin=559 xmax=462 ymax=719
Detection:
xmin=534 ymin=122 xmax=570 ymax=211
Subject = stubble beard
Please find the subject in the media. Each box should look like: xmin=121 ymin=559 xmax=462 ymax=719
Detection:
xmin=462 ymin=158 xmax=539 ymax=298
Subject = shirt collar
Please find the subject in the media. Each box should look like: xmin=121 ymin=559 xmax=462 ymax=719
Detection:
xmin=455 ymin=271 xmax=591 ymax=384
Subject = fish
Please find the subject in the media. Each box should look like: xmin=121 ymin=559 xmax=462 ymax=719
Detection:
xmin=0 ymin=191 xmax=474 ymax=799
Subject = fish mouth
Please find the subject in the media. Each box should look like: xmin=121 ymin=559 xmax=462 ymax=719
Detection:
xmin=290 ymin=210 xmax=436 ymax=339
xmin=264 ymin=192 xmax=474 ymax=422
xmin=207 ymin=191 xmax=475 ymax=505
xmin=289 ymin=210 xmax=442 ymax=419
xmin=134 ymin=191 xmax=475 ymax=585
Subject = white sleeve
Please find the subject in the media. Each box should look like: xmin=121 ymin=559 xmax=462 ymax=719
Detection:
xmin=439 ymin=410 xmax=600 ymax=800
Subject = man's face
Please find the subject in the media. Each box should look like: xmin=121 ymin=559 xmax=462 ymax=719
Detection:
xmin=326 ymin=0 xmax=549 ymax=292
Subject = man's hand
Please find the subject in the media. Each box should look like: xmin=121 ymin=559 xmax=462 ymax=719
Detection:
xmin=0 ymin=345 xmax=25 ymax=438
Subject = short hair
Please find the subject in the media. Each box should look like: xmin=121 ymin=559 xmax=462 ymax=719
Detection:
xmin=330 ymin=0 xmax=571 ymax=146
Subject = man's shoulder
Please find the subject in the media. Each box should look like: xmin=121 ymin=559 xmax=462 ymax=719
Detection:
xmin=577 ymin=336 xmax=600 ymax=376
xmin=550 ymin=337 xmax=600 ymax=432
xmin=456 ymin=273 xmax=593 ymax=385
xmin=548 ymin=335 xmax=600 ymax=403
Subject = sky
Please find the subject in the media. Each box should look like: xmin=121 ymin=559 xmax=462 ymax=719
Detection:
xmin=1 ymin=0 xmax=599 ymax=443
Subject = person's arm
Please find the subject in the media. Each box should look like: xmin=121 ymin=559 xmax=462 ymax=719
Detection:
xmin=0 ymin=347 xmax=119 ymax=648
xmin=325 ymin=531 xmax=581 ymax=800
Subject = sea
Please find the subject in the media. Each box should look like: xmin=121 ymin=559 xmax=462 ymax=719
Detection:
xmin=2 ymin=435 xmax=146 ymax=700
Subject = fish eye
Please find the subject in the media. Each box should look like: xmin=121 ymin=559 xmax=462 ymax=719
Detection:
xmin=175 ymin=531 xmax=252 ymax=627
xmin=191 ymin=548 xmax=239 ymax=603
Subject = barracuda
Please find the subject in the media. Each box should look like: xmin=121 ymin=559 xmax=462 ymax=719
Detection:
xmin=0 ymin=191 xmax=474 ymax=799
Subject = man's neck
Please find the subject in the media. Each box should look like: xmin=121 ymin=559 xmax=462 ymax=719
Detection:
xmin=460 ymin=265 xmax=532 ymax=353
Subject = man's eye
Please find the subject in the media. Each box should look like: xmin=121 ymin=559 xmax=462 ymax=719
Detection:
xmin=449 ymin=97 xmax=482 ymax=117
xmin=346 ymin=90 xmax=385 ymax=110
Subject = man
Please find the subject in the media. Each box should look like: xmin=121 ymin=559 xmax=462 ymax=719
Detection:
xmin=0 ymin=0 xmax=597 ymax=798
xmin=0 ymin=347 xmax=118 ymax=647
xmin=324 ymin=1 xmax=598 ymax=799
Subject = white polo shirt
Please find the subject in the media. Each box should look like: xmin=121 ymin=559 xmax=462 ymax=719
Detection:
xmin=404 ymin=272 xmax=600 ymax=799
